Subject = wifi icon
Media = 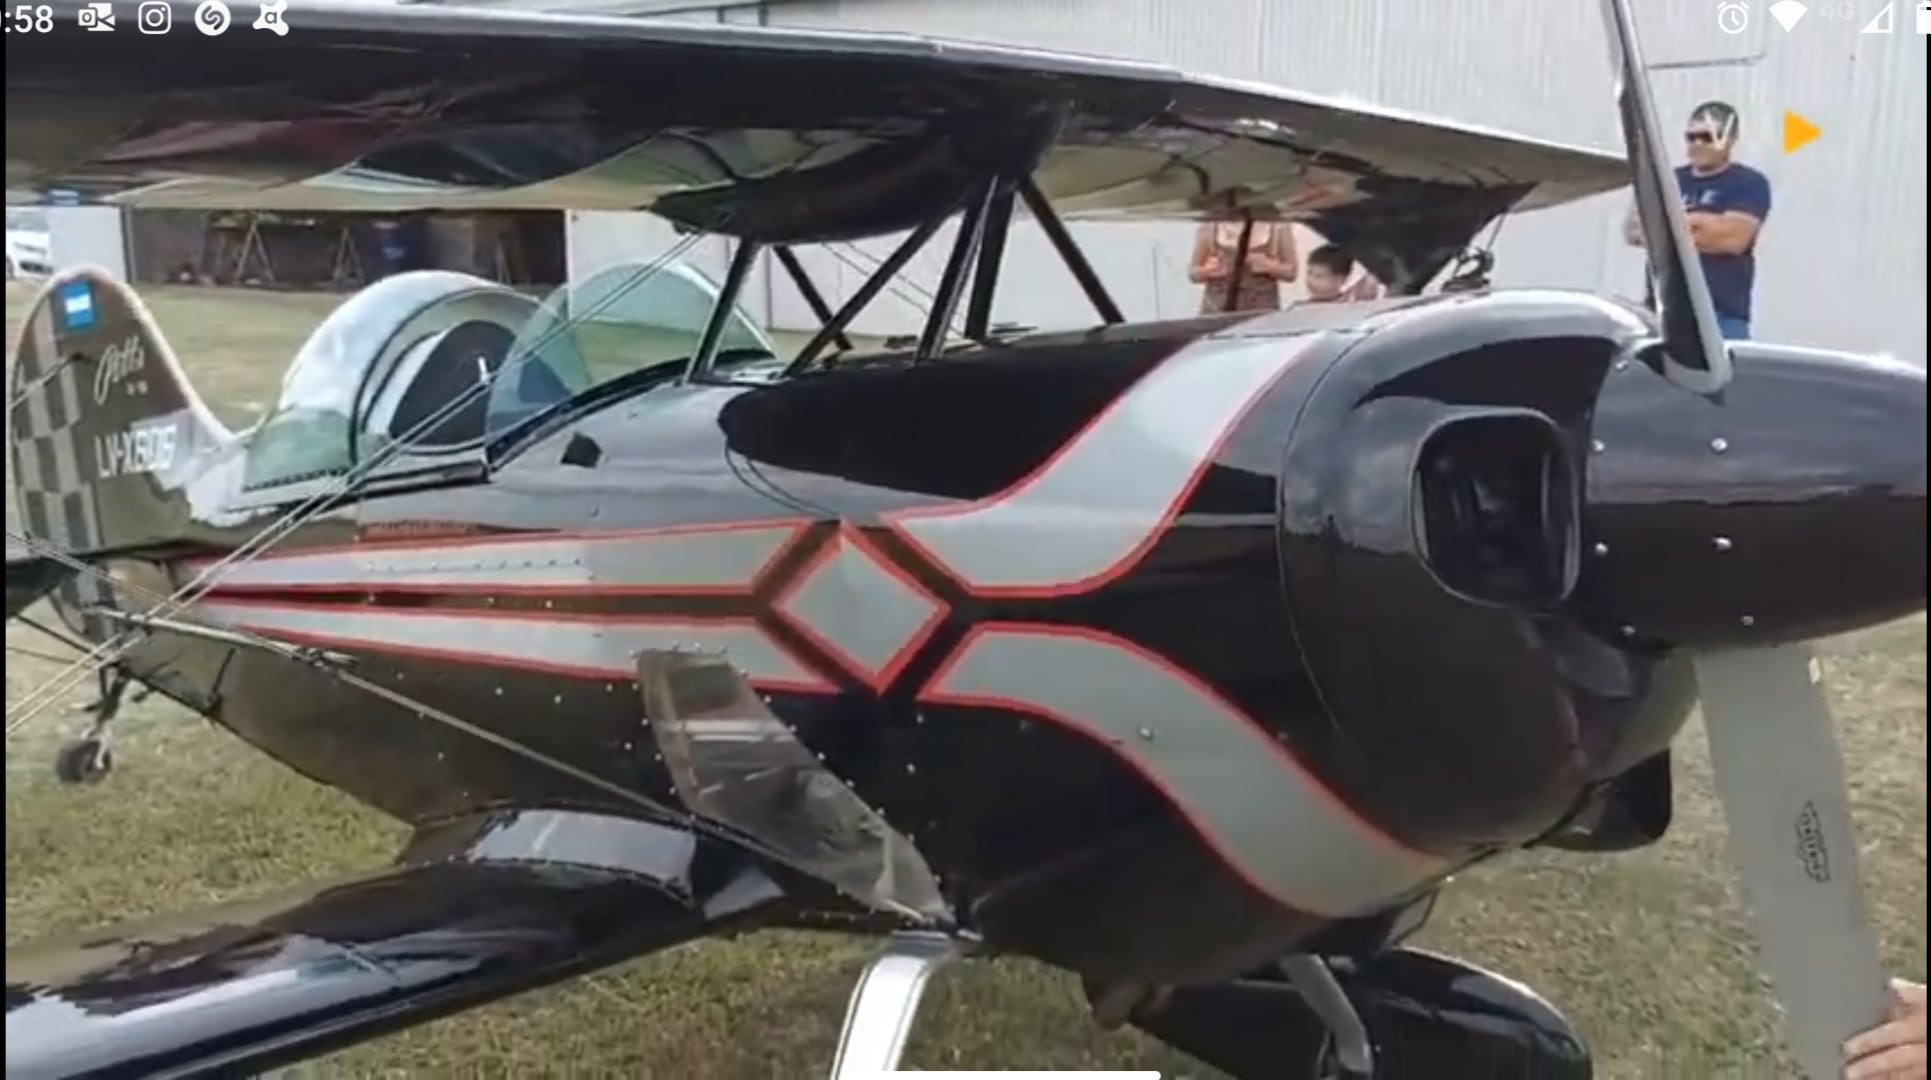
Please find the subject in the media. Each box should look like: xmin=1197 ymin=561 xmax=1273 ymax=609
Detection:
xmin=1770 ymin=0 xmax=1809 ymax=30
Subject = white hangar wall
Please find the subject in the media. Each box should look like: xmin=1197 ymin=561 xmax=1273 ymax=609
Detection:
xmin=565 ymin=0 xmax=1926 ymax=366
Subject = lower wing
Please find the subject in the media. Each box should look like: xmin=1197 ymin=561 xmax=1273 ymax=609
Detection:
xmin=5 ymin=813 xmax=784 ymax=1080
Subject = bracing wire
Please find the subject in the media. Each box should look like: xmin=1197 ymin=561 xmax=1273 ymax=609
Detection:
xmin=3 ymin=524 xmax=724 ymax=820
xmin=823 ymin=242 xmax=967 ymax=344
xmin=5 ymin=353 xmax=80 ymax=420
xmin=5 ymin=234 xmax=705 ymax=737
xmin=3 ymin=521 xmax=921 ymax=922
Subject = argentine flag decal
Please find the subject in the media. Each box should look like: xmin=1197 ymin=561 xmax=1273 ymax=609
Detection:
xmin=57 ymin=280 xmax=98 ymax=332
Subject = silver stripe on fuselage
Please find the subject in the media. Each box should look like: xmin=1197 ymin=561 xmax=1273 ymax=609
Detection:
xmin=183 ymin=523 xmax=802 ymax=592
xmin=772 ymin=529 xmax=946 ymax=687
xmin=191 ymin=602 xmax=828 ymax=689
xmin=888 ymin=335 xmax=1321 ymax=594
xmin=926 ymin=625 xmax=1451 ymax=918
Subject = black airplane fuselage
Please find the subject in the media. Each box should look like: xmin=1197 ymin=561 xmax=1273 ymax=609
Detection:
xmin=41 ymin=288 xmax=1928 ymax=994
xmin=9 ymin=6 xmax=1929 ymax=1075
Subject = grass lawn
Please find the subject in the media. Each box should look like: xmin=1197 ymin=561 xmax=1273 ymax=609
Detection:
xmin=5 ymin=279 xmax=1925 ymax=1078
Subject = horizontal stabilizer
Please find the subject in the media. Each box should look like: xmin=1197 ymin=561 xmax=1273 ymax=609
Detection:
xmin=5 ymin=545 xmax=74 ymax=620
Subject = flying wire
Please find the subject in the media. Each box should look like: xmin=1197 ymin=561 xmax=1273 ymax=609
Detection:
xmin=823 ymin=242 xmax=968 ymax=344
xmin=5 ymin=234 xmax=706 ymax=735
xmin=8 ymin=527 xmax=679 ymax=809
xmin=3 ymin=523 xmax=938 ymax=924
xmin=6 ymin=643 xmax=74 ymax=665
xmin=5 ymin=353 xmax=81 ymax=420
xmin=1 ymin=528 xmax=723 ymax=813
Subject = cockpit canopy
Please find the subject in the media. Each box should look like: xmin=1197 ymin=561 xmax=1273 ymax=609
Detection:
xmin=240 ymin=261 xmax=776 ymax=493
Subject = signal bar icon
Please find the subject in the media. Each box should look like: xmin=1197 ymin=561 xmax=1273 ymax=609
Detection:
xmin=1769 ymin=0 xmax=1809 ymax=29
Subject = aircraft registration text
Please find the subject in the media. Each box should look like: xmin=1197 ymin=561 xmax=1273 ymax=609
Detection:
xmin=95 ymin=417 xmax=178 ymax=479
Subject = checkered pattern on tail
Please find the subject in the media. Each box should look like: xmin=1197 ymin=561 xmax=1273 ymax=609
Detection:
xmin=11 ymin=299 xmax=114 ymax=641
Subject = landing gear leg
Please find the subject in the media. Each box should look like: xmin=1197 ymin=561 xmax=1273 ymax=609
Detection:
xmin=828 ymin=931 xmax=965 ymax=1079
xmin=54 ymin=667 xmax=134 ymax=785
xmin=1281 ymin=955 xmax=1374 ymax=1079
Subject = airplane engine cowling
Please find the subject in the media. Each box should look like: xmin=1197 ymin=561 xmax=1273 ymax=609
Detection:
xmin=1578 ymin=344 xmax=1927 ymax=650
xmin=1275 ymin=292 xmax=1695 ymax=856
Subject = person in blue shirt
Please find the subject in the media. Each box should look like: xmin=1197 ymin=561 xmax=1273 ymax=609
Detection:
xmin=1623 ymin=100 xmax=1773 ymax=340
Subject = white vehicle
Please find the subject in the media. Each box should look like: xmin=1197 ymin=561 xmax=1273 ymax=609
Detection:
xmin=6 ymin=207 xmax=52 ymax=280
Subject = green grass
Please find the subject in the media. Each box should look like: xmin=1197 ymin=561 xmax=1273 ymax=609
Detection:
xmin=5 ymin=280 xmax=1926 ymax=1078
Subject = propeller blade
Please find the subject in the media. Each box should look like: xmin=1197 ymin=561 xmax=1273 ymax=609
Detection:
xmin=1596 ymin=0 xmax=1734 ymax=395
xmin=1694 ymin=643 xmax=1893 ymax=1079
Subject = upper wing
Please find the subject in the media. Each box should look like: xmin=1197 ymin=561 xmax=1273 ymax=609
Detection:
xmin=5 ymin=1 xmax=1629 ymax=285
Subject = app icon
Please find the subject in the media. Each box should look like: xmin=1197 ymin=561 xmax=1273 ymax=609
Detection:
xmin=1782 ymin=110 xmax=1821 ymax=154
xmin=136 ymin=0 xmax=170 ymax=32
xmin=252 ymin=0 xmax=287 ymax=36
xmin=77 ymin=1 xmax=115 ymax=30
xmin=194 ymin=0 xmax=230 ymax=34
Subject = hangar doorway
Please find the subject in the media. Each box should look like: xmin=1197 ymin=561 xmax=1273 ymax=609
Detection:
xmin=126 ymin=210 xmax=568 ymax=291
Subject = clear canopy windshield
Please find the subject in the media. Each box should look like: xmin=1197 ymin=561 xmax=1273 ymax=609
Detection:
xmin=488 ymin=258 xmax=781 ymax=437
xmin=243 ymin=270 xmax=502 ymax=489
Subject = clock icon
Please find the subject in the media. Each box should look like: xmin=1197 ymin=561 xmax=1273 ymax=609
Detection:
xmin=1717 ymin=2 xmax=1752 ymax=34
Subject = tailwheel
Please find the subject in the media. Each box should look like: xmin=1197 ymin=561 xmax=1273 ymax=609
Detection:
xmin=54 ymin=737 xmax=113 ymax=785
xmin=51 ymin=667 xmax=132 ymax=786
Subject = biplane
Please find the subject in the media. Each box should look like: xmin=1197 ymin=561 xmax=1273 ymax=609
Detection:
xmin=4 ymin=0 xmax=1926 ymax=1077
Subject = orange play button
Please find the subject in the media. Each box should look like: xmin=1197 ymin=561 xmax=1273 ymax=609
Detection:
xmin=1783 ymin=110 xmax=1822 ymax=154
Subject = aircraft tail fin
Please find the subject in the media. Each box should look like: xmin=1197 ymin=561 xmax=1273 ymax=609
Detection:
xmin=8 ymin=266 xmax=228 ymax=634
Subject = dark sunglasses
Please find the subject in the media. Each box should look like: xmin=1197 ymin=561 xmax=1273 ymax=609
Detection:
xmin=1684 ymin=131 xmax=1717 ymax=145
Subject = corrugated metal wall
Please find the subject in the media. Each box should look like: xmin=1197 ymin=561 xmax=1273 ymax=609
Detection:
xmin=571 ymin=0 xmax=1927 ymax=366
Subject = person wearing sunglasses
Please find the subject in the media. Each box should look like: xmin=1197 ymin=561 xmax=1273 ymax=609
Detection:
xmin=1622 ymin=100 xmax=1773 ymax=340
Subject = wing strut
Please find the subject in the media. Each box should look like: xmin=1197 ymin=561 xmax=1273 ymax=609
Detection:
xmin=964 ymin=180 xmax=1018 ymax=340
xmin=1018 ymin=176 xmax=1124 ymax=325
xmin=773 ymin=245 xmax=855 ymax=354
xmin=788 ymin=215 xmax=947 ymax=375
xmin=915 ymin=180 xmax=998 ymax=362
xmin=772 ymin=173 xmax=1120 ymax=376
xmin=686 ymin=237 xmax=764 ymax=384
